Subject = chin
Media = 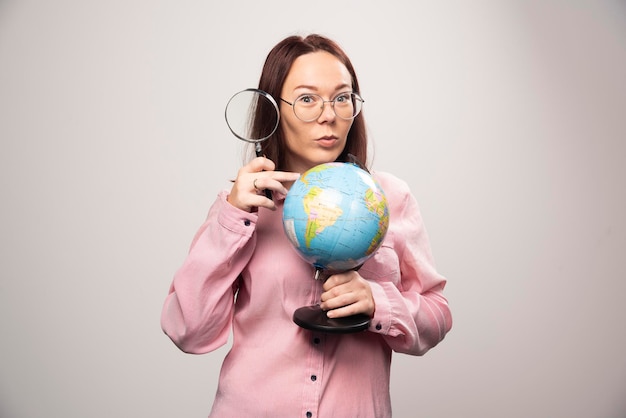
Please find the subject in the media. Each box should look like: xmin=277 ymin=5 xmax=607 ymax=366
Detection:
xmin=289 ymin=147 xmax=345 ymax=172
xmin=312 ymin=150 xmax=344 ymax=166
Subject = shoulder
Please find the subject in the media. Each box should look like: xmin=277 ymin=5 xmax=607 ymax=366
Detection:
xmin=371 ymin=170 xmax=422 ymax=219
xmin=371 ymin=171 xmax=412 ymax=199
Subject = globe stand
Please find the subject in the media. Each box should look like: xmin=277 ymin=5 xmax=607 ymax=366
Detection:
xmin=293 ymin=305 xmax=371 ymax=334
xmin=292 ymin=268 xmax=371 ymax=334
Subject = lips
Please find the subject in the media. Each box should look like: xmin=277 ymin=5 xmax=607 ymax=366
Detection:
xmin=316 ymin=135 xmax=338 ymax=147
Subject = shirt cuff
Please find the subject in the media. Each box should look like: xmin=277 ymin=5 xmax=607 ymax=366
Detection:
xmin=368 ymin=280 xmax=392 ymax=334
xmin=216 ymin=191 xmax=258 ymax=236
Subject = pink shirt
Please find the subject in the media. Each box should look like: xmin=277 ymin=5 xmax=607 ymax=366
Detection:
xmin=161 ymin=171 xmax=452 ymax=418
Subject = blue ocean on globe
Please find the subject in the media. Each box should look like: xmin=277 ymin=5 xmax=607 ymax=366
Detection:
xmin=282 ymin=162 xmax=389 ymax=272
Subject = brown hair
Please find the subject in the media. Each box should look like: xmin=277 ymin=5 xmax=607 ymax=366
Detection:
xmin=249 ymin=34 xmax=368 ymax=170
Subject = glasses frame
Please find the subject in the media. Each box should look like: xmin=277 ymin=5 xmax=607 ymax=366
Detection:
xmin=280 ymin=92 xmax=364 ymax=122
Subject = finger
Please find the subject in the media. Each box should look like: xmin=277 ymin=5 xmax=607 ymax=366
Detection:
xmin=236 ymin=157 xmax=275 ymax=178
xmin=273 ymin=171 xmax=302 ymax=182
xmin=324 ymin=291 xmax=375 ymax=318
xmin=245 ymin=156 xmax=276 ymax=173
xmin=326 ymin=300 xmax=371 ymax=319
xmin=326 ymin=304 xmax=357 ymax=318
xmin=320 ymin=289 xmax=356 ymax=309
xmin=249 ymin=193 xmax=278 ymax=210
xmin=254 ymin=172 xmax=301 ymax=195
xmin=322 ymin=271 xmax=355 ymax=291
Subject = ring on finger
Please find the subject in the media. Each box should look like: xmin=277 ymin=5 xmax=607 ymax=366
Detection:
xmin=253 ymin=178 xmax=259 ymax=190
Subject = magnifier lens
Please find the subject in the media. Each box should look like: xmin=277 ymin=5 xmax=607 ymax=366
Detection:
xmin=225 ymin=89 xmax=280 ymax=143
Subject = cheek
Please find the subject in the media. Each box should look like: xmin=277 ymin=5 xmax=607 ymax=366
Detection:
xmin=280 ymin=116 xmax=304 ymax=142
xmin=280 ymin=123 xmax=302 ymax=152
xmin=340 ymin=120 xmax=354 ymax=139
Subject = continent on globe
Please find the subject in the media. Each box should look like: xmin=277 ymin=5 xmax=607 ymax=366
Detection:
xmin=303 ymin=186 xmax=344 ymax=248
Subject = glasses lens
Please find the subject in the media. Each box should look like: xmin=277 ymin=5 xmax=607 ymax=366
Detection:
xmin=293 ymin=93 xmax=363 ymax=121
xmin=293 ymin=94 xmax=322 ymax=122
xmin=333 ymin=93 xmax=361 ymax=120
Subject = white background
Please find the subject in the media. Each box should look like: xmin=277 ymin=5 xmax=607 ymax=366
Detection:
xmin=1 ymin=1 xmax=625 ymax=417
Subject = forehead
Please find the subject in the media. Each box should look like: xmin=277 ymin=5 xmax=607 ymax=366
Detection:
xmin=282 ymin=51 xmax=352 ymax=92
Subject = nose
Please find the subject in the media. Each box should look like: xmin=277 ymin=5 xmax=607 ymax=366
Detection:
xmin=317 ymin=100 xmax=336 ymax=122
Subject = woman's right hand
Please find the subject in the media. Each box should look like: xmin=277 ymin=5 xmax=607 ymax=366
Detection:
xmin=227 ymin=157 xmax=300 ymax=212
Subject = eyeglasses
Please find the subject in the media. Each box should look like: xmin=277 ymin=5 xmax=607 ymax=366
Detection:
xmin=280 ymin=92 xmax=364 ymax=122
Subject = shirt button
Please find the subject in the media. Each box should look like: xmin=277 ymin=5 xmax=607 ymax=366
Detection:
xmin=243 ymin=219 xmax=251 ymax=226
xmin=306 ymin=412 xmax=313 ymax=418
xmin=375 ymin=323 xmax=382 ymax=330
xmin=310 ymin=375 xmax=317 ymax=381
xmin=313 ymin=337 xmax=321 ymax=345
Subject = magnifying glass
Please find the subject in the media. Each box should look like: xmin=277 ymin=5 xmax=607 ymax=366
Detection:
xmin=225 ymin=88 xmax=280 ymax=199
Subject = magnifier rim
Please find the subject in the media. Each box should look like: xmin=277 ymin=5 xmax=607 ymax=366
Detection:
xmin=225 ymin=88 xmax=281 ymax=143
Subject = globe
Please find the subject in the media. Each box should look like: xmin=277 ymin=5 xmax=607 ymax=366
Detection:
xmin=282 ymin=162 xmax=390 ymax=273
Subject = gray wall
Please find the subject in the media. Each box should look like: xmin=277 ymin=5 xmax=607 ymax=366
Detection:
xmin=1 ymin=1 xmax=625 ymax=417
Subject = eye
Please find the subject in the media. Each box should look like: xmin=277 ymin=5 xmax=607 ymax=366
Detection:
xmin=296 ymin=94 xmax=319 ymax=106
xmin=334 ymin=92 xmax=352 ymax=104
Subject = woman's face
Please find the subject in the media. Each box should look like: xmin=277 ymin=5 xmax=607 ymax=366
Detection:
xmin=279 ymin=51 xmax=354 ymax=173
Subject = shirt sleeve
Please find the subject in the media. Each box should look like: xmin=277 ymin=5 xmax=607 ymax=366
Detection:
xmin=160 ymin=191 xmax=257 ymax=354
xmin=366 ymin=173 xmax=453 ymax=355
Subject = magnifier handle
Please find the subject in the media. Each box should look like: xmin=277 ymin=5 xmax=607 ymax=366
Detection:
xmin=255 ymin=146 xmax=273 ymax=200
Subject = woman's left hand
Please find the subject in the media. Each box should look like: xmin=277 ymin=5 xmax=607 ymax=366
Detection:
xmin=320 ymin=271 xmax=375 ymax=318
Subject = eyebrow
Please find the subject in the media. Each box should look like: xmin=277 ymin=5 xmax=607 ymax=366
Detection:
xmin=293 ymin=83 xmax=352 ymax=92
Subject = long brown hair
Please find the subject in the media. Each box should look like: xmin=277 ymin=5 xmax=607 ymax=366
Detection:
xmin=249 ymin=34 xmax=368 ymax=171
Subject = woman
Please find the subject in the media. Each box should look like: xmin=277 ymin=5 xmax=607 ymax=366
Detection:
xmin=161 ymin=34 xmax=452 ymax=418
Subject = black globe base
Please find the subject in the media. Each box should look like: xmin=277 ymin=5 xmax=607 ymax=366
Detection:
xmin=293 ymin=305 xmax=371 ymax=334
